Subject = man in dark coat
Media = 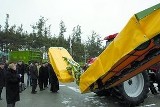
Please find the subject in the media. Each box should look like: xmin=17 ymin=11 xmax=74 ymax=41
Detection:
xmin=27 ymin=63 xmax=32 ymax=87
xmin=3 ymin=60 xmax=9 ymax=86
xmin=6 ymin=62 xmax=21 ymax=107
xmin=44 ymin=62 xmax=49 ymax=88
xmin=48 ymin=63 xmax=59 ymax=92
xmin=30 ymin=61 xmax=38 ymax=94
xmin=38 ymin=63 xmax=45 ymax=91
xmin=16 ymin=61 xmax=26 ymax=92
xmin=0 ymin=62 xmax=5 ymax=100
xmin=16 ymin=61 xmax=25 ymax=83
xmin=4 ymin=60 xmax=9 ymax=71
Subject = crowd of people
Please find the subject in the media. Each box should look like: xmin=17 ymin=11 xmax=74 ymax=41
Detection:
xmin=0 ymin=60 xmax=59 ymax=107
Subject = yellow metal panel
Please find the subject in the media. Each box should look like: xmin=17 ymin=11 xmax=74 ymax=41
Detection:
xmin=48 ymin=47 xmax=74 ymax=83
xmin=139 ymin=9 xmax=160 ymax=38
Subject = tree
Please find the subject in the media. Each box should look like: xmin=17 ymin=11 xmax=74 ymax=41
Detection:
xmin=72 ymin=25 xmax=82 ymax=43
xmin=30 ymin=16 xmax=50 ymax=50
xmin=1 ymin=14 xmax=10 ymax=52
xmin=0 ymin=14 xmax=104 ymax=64
xmin=71 ymin=25 xmax=84 ymax=62
xmin=59 ymin=20 xmax=66 ymax=37
xmin=4 ymin=14 xmax=9 ymax=32
xmin=85 ymin=31 xmax=103 ymax=58
xmin=57 ymin=21 xmax=67 ymax=48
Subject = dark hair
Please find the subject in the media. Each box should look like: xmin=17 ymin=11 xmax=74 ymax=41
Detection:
xmin=33 ymin=61 xmax=38 ymax=64
xmin=8 ymin=61 xmax=16 ymax=64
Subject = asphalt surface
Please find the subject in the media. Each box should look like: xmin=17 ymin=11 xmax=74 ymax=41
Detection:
xmin=0 ymin=82 xmax=121 ymax=107
xmin=0 ymin=75 xmax=160 ymax=107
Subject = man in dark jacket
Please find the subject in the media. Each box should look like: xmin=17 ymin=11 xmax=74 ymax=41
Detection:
xmin=30 ymin=61 xmax=39 ymax=94
xmin=38 ymin=63 xmax=45 ymax=91
xmin=48 ymin=63 xmax=59 ymax=92
xmin=44 ymin=62 xmax=49 ymax=88
xmin=0 ymin=62 xmax=5 ymax=100
xmin=3 ymin=60 xmax=9 ymax=86
xmin=16 ymin=61 xmax=26 ymax=92
xmin=27 ymin=63 xmax=32 ymax=87
xmin=6 ymin=62 xmax=21 ymax=107
xmin=16 ymin=61 xmax=25 ymax=83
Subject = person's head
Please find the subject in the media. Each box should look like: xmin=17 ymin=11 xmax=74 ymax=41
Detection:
xmin=28 ymin=61 xmax=32 ymax=66
xmin=42 ymin=62 xmax=46 ymax=67
xmin=18 ymin=61 xmax=22 ymax=65
xmin=0 ymin=62 xmax=4 ymax=69
xmin=29 ymin=62 xmax=32 ymax=66
xmin=36 ymin=63 xmax=39 ymax=66
xmin=8 ymin=62 xmax=16 ymax=71
xmin=28 ymin=61 xmax=31 ymax=65
xmin=33 ymin=61 xmax=38 ymax=66
xmin=5 ymin=60 xmax=9 ymax=64
xmin=45 ymin=62 xmax=48 ymax=66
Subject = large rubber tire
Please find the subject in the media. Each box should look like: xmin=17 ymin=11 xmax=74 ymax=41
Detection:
xmin=112 ymin=72 xmax=150 ymax=107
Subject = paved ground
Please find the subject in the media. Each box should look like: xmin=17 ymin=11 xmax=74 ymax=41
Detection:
xmin=0 ymin=83 xmax=121 ymax=107
xmin=0 ymin=75 xmax=160 ymax=107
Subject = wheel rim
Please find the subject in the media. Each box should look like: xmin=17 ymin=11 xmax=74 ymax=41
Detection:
xmin=123 ymin=73 xmax=144 ymax=97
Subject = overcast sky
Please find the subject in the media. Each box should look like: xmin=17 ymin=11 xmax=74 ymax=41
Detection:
xmin=0 ymin=0 xmax=159 ymax=42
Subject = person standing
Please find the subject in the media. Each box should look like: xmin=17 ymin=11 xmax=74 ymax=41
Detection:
xmin=0 ymin=62 xmax=5 ymax=100
xmin=44 ymin=62 xmax=49 ymax=88
xmin=30 ymin=61 xmax=38 ymax=94
xmin=6 ymin=62 xmax=21 ymax=107
xmin=16 ymin=61 xmax=25 ymax=83
xmin=4 ymin=60 xmax=9 ymax=71
xmin=48 ymin=63 xmax=59 ymax=92
xmin=38 ymin=63 xmax=45 ymax=91
xmin=3 ymin=60 xmax=9 ymax=86
xmin=27 ymin=62 xmax=32 ymax=87
xmin=16 ymin=61 xmax=25 ymax=92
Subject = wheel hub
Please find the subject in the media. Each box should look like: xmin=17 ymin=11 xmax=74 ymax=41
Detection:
xmin=128 ymin=79 xmax=132 ymax=85
xmin=123 ymin=73 xmax=144 ymax=97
